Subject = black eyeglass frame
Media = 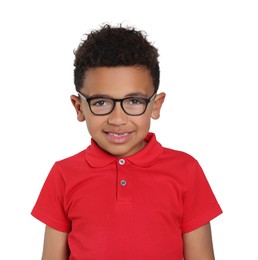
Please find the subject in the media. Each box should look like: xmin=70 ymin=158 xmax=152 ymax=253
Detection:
xmin=77 ymin=91 xmax=157 ymax=116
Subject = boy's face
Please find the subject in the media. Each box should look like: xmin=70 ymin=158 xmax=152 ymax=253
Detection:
xmin=71 ymin=66 xmax=165 ymax=157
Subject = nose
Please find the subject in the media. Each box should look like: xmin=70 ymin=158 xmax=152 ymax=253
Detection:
xmin=107 ymin=102 xmax=128 ymax=125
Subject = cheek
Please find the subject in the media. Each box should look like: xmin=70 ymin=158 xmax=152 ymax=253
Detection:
xmin=134 ymin=115 xmax=151 ymax=129
xmin=85 ymin=116 xmax=105 ymax=134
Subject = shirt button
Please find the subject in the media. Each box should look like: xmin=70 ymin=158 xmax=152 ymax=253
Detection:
xmin=119 ymin=159 xmax=125 ymax=165
xmin=120 ymin=180 xmax=127 ymax=186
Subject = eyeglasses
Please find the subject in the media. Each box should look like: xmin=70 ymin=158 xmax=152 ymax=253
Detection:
xmin=78 ymin=91 xmax=157 ymax=116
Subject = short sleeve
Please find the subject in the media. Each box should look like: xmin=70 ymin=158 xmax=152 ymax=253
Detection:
xmin=31 ymin=163 xmax=71 ymax=232
xmin=180 ymin=159 xmax=222 ymax=233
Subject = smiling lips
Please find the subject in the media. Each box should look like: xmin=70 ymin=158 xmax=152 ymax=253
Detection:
xmin=105 ymin=132 xmax=131 ymax=144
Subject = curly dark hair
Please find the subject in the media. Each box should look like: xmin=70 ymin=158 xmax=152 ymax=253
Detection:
xmin=73 ymin=24 xmax=160 ymax=92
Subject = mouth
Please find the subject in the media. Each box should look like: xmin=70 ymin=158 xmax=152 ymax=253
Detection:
xmin=105 ymin=131 xmax=132 ymax=144
xmin=108 ymin=132 xmax=129 ymax=137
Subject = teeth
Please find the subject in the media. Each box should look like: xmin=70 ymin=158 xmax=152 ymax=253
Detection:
xmin=109 ymin=132 xmax=128 ymax=137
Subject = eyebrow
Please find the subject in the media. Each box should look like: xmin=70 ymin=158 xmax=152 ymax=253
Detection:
xmin=86 ymin=92 xmax=148 ymax=99
xmin=125 ymin=92 xmax=148 ymax=98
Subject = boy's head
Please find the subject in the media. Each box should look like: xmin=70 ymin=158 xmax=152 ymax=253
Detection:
xmin=71 ymin=24 xmax=165 ymax=157
xmin=74 ymin=24 xmax=160 ymax=92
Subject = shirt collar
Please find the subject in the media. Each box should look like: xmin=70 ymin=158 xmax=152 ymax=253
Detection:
xmin=84 ymin=132 xmax=163 ymax=168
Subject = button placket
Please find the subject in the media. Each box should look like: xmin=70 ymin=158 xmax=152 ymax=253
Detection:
xmin=116 ymin=158 xmax=131 ymax=204
xmin=118 ymin=159 xmax=127 ymax=187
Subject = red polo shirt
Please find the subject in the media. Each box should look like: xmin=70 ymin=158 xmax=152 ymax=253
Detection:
xmin=32 ymin=133 xmax=222 ymax=259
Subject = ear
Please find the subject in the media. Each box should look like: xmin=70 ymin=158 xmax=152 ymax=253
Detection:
xmin=70 ymin=95 xmax=86 ymax=122
xmin=151 ymin=92 xmax=166 ymax=119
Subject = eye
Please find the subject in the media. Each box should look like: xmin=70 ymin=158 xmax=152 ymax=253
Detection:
xmin=126 ymin=97 xmax=146 ymax=105
xmin=91 ymin=98 xmax=112 ymax=107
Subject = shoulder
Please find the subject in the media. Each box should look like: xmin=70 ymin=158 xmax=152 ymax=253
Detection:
xmin=56 ymin=149 xmax=86 ymax=164
xmin=152 ymin=146 xmax=205 ymax=184
xmin=161 ymin=146 xmax=198 ymax=166
xmin=49 ymin=149 xmax=87 ymax=179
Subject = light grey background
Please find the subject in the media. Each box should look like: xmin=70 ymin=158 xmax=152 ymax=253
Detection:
xmin=0 ymin=0 xmax=257 ymax=259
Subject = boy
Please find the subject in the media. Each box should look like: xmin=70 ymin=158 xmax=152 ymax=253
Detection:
xmin=32 ymin=24 xmax=222 ymax=260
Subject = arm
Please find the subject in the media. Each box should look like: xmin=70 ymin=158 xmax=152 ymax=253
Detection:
xmin=41 ymin=225 xmax=69 ymax=260
xmin=183 ymin=222 xmax=215 ymax=260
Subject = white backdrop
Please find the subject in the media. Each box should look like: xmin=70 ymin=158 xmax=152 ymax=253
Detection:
xmin=0 ymin=0 xmax=257 ymax=259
